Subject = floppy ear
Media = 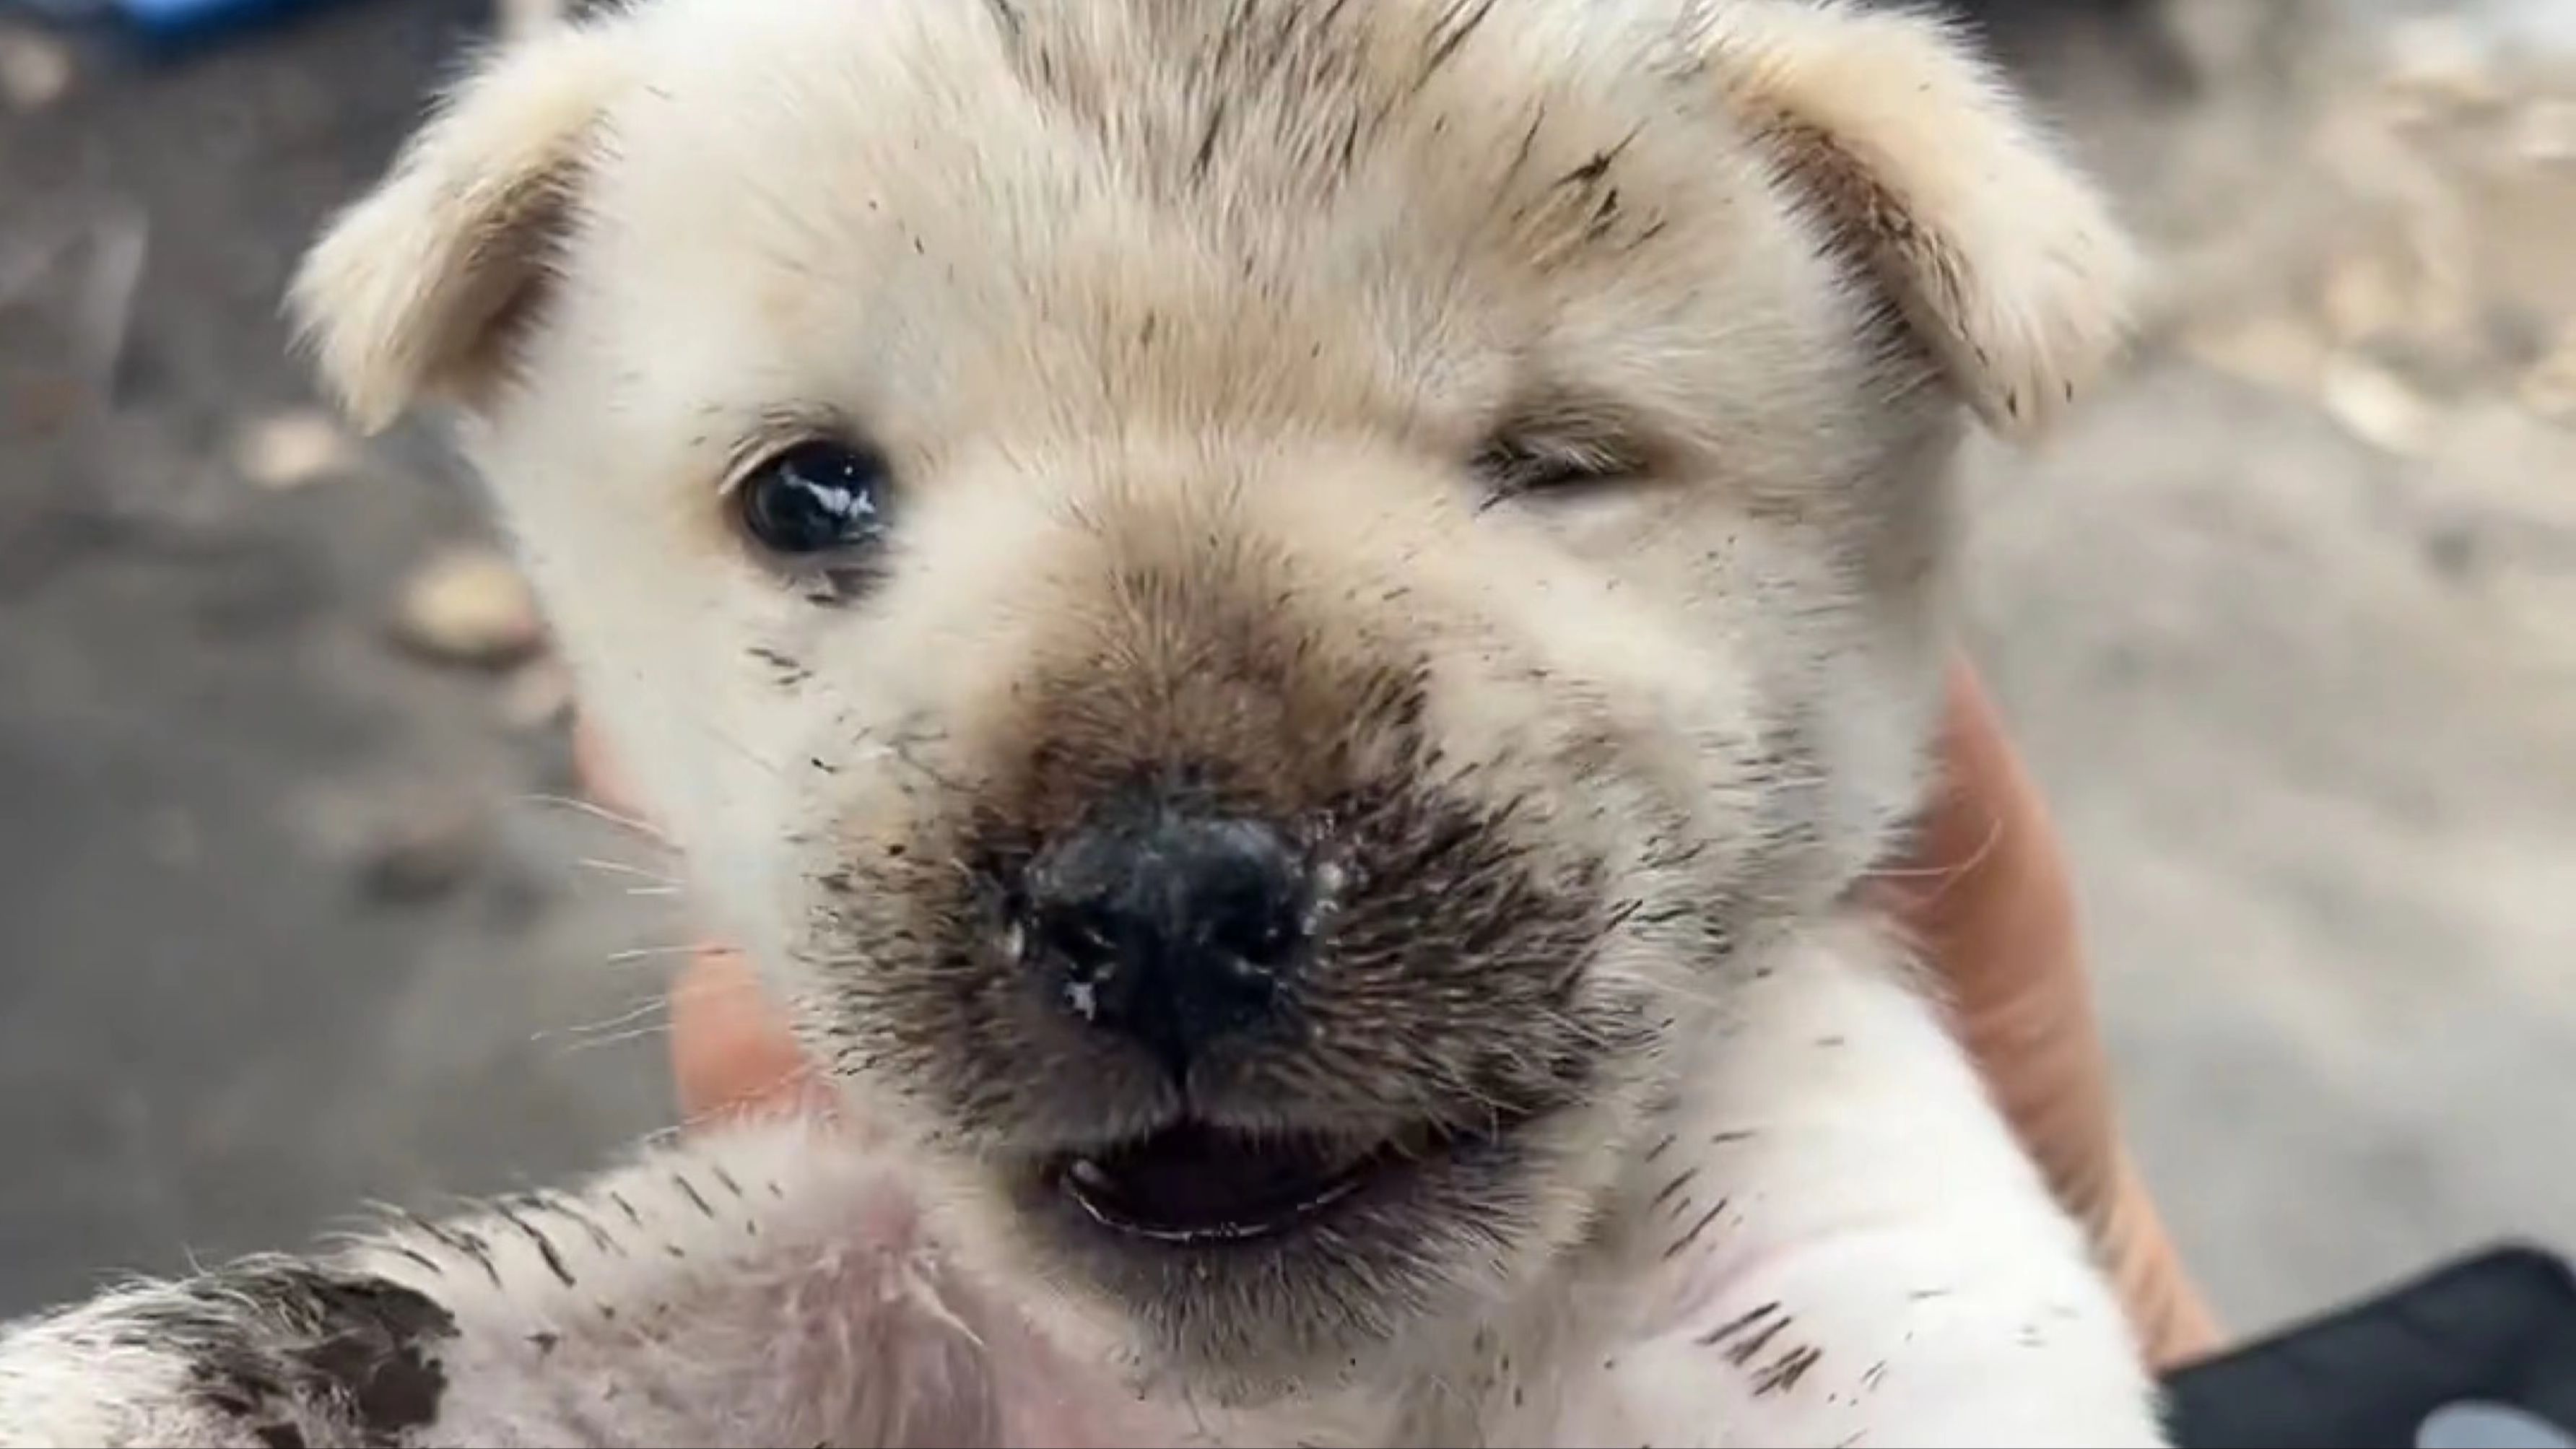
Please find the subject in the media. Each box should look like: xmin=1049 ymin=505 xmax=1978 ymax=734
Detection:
xmin=1701 ymin=1 xmax=2141 ymax=437
xmin=289 ymin=26 xmax=632 ymax=432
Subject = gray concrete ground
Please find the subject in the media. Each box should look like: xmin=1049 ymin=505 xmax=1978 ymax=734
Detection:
xmin=0 ymin=0 xmax=2570 ymax=1346
xmin=1972 ymin=0 xmax=2576 ymax=1330
xmin=0 ymin=0 xmax=672 ymax=1315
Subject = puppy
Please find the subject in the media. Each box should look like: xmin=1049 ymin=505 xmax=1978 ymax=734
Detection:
xmin=0 ymin=1 xmax=2159 ymax=1444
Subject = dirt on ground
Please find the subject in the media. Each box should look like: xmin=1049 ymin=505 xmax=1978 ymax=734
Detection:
xmin=0 ymin=0 xmax=2569 ymax=1339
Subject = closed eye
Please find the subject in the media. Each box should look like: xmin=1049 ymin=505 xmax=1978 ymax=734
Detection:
xmin=1471 ymin=425 xmax=1650 ymax=507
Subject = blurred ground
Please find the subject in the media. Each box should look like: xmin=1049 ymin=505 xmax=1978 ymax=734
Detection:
xmin=0 ymin=0 xmax=2570 ymax=1342
xmin=0 ymin=0 xmax=675 ymax=1315
xmin=1970 ymin=0 xmax=2576 ymax=1331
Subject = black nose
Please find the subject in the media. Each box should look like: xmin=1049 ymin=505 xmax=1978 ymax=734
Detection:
xmin=1022 ymin=796 xmax=1310 ymax=1076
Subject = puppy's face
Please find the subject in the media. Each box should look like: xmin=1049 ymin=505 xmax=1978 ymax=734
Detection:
xmin=296 ymin=0 xmax=2131 ymax=1396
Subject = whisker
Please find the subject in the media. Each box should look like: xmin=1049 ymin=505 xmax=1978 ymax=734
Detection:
xmin=676 ymin=1063 xmax=827 ymax=1131
xmin=573 ymin=857 xmax=682 ymax=884
xmin=535 ymin=975 xmax=750 ymax=1055
xmin=790 ymin=952 xmax=874 ymax=970
xmin=1865 ymin=809 xmax=2006 ymax=908
xmin=534 ymin=996 xmax=673 ymax=1043
xmin=602 ymin=943 xmax=742 ymax=965
xmin=554 ymin=1020 xmax=677 ymax=1054
xmin=518 ymin=793 xmax=676 ymax=848
xmin=690 ymin=715 xmax=789 ymax=780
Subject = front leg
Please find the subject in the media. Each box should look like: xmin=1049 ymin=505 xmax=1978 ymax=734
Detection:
xmin=0 ymin=1120 xmax=1103 ymax=1448
xmin=1572 ymin=916 xmax=2168 ymax=1448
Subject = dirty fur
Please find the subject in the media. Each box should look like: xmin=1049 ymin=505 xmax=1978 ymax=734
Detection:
xmin=1 ymin=1 xmax=2161 ymax=1444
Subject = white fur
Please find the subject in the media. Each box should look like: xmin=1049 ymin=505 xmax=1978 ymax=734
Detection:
xmin=0 ymin=922 xmax=2154 ymax=1447
xmin=1700 ymin=1 xmax=2141 ymax=436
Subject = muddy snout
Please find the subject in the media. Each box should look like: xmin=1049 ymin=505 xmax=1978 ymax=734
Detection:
xmin=1016 ymin=784 xmax=1319 ymax=1079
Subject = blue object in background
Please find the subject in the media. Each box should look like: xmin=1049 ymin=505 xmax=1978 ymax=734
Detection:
xmin=112 ymin=0 xmax=338 ymax=43
xmin=3 ymin=0 xmax=352 ymax=46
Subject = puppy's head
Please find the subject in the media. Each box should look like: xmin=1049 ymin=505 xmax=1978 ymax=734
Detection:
xmin=295 ymin=0 xmax=2132 ymax=1397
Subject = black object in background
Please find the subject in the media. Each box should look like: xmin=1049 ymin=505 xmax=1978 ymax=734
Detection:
xmin=2163 ymin=1246 xmax=2576 ymax=1449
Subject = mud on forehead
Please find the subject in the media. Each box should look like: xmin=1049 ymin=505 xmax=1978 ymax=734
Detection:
xmin=558 ymin=0 xmax=1864 ymax=476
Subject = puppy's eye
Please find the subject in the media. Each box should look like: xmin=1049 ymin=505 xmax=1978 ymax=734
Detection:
xmin=1471 ymin=431 xmax=1640 ymax=504
xmin=736 ymin=440 xmax=892 ymax=556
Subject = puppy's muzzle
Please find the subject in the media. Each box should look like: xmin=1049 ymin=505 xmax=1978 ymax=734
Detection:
xmin=1019 ymin=785 xmax=1312 ymax=1079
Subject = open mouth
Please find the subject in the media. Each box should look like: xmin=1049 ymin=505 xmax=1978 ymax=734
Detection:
xmin=1048 ymin=1121 xmax=1452 ymax=1245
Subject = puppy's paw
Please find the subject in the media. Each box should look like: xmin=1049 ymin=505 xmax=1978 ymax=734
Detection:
xmin=0 ymin=1262 xmax=458 ymax=1448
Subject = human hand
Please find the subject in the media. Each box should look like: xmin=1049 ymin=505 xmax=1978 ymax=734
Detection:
xmin=578 ymin=656 xmax=2220 ymax=1370
xmin=1863 ymin=659 xmax=2222 ymax=1370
